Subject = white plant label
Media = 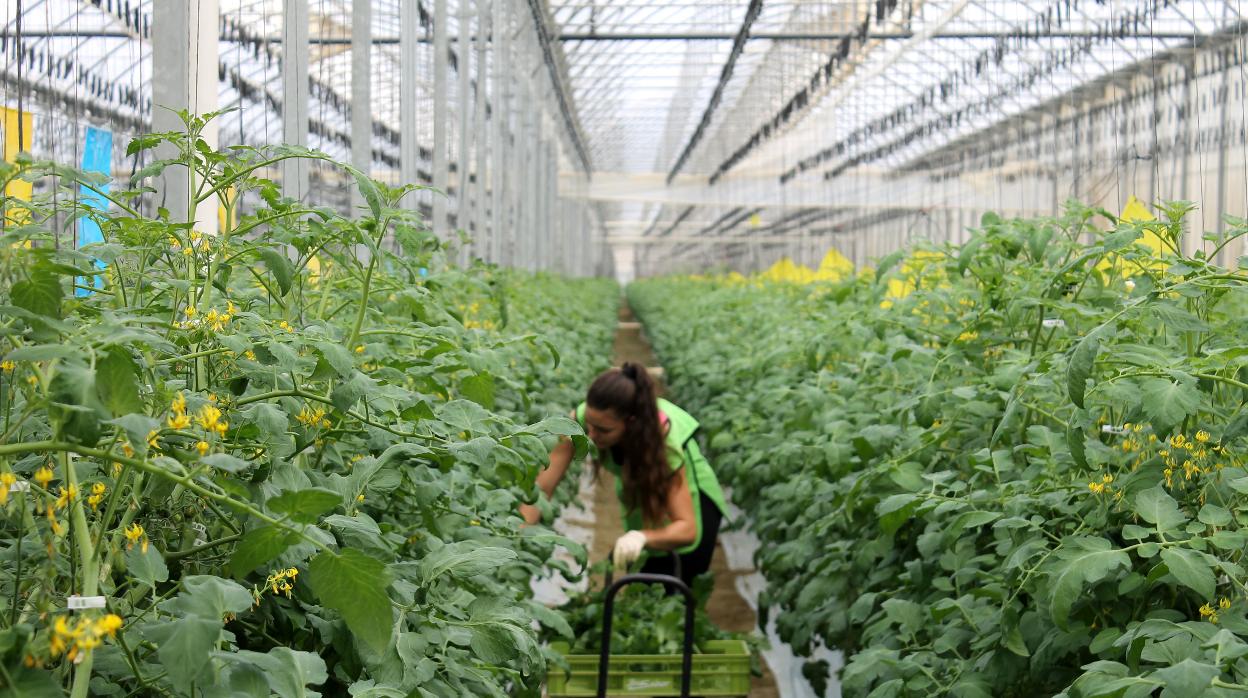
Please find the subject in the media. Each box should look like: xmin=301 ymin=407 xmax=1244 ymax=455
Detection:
xmin=1102 ymin=425 xmax=1130 ymax=435
xmin=67 ymin=595 xmax=107 ymax=610
xmin=9 ymin=480 xmax=29 ymax=492
xmin=1042 ymin=318 xmax=1066 ymax=328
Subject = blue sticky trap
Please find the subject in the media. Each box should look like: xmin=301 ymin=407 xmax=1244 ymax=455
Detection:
xmin=419 ymin=267 xmax=428 ymax=277
xmin=76 ymin=126 xmax=113 ymax=297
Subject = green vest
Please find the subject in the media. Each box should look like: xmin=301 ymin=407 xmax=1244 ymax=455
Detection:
xmin=576 ymin=398 xmax=728 ymax=554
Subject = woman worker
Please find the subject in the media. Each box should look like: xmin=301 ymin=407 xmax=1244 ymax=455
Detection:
xmin=520 ymin=362 xmax=728 ymax=587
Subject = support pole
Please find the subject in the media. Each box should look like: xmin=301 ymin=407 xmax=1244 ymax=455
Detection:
xmin=473 ymin=0 xmax=491 ymax=263
xmin=491 ymin=0 xmax=509 ymax=265
xmin=400 ymin=0 xmax=421 ymax=208
xmin=151 ymin=0 xmax=220 ymax=234
xmin=351 ymin=0 xmax=372 ymax=213
xmin=282 ymin=0 xmax=310 ymax=201
xmin=457 ymin=0 xmax=473 ymax=264
xmin=433 ymin=0 xmax=450 ymax=241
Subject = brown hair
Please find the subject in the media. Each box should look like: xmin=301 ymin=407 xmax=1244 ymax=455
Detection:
xmin=587 ymin=362 xmax=671 ymax=526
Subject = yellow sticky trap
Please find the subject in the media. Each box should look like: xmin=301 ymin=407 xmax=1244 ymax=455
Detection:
xmin=1098 ymin=196 xmax=1166 ymax=277
xmin=1 ymin=107 xmax=34 ymax=224
xmin=306 ymin=255 xmax=322 ymax=285
xmin=814 ymin=248 xmax=854 ymax=282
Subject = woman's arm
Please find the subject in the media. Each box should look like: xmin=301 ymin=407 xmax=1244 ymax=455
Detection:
xmin=519 ymin=437 xmax=575 ymax=525
xmin=637 ymin=467 xmax=698 ymax=550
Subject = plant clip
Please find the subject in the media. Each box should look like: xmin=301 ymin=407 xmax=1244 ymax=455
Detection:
xmin=66 ymin=596 xmax=107 ymax=611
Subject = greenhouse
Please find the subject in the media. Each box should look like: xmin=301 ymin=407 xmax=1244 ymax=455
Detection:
xmin=2 ymin=0 xmax=1248 ymax=696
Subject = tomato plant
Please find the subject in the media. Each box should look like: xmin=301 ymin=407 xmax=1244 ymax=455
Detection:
xmin=632 ymin=203 xmax=1248 ymax=697
xmin=0 ymin=112 xmax=617 ymax=697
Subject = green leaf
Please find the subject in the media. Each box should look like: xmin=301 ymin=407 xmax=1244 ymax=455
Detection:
xmin=3 ymin=345 xmax=77 ymax=362
xmin=1159 ymin=548 xmax=1215 ymax=600
xmin=419 ymin=543 xmax=517 ymax=584
xmin=125 ymin=544 xmax=169 ymax=589
xmin=1067 ymin=329 xmax=1102 ymax=408
xmin=259 ymin=248 xmax=295 ymax=296
xmin=1047 ymin=538 xmax=1130 ymax=629
xmin=314 ymin=341 xmax=355 ymax=378
xmin=1139 ymin=377 xmax=1202 ymax=435
xmin=229 ymin=525 xmax=299 ymax=577
xmin=226 ymin=648 xmax=328 ymax=698
xmin=162 ymin=575 xmax=254 ymax=619
xmin=95 ymin=347 xmax=144 ymax=417
xmin=1151 ymin=658 xmax=1219 ymax=698
xmin=269 ymin=488 xmax=342 ymax=524
xmin=0 ymin=666 xmax=63 ymax=698
xmin=1133 ymin=487 xmax=1187 ymax=533
xmin=526 ymin=601 xmax=574 ymax=639
xmin=1067 ymin=422 xmax=1088 ymax=468
xmin=201 ymin=453 xmax=251 ymax=473
xmin=12 ymin=264 xmax=63 ymax=321
xmin=306 ymin=549 xmax=393 ymax=653
xmin=1197 ymin=504 xmax=1231 ymax=527
xmin=143 ymin=616 xmax=222 ymax=686
xmin=460 ymin=372 xmax=496 ymax=409
xmin=344 ymin=165 xmax=383 ymax=220
xmin=876 ymin=493 xmax=919 ymax=535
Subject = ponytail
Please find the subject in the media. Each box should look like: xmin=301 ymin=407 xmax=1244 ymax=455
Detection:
xmin=586 ymin=363 xmax=671 ymax=526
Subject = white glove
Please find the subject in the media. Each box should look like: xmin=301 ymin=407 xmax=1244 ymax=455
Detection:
xmin=612 ymin=530 xmax=648 ymax=570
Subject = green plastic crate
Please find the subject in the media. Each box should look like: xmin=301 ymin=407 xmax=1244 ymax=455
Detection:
xmin=546 ymin=639 xmax=750 ymax=696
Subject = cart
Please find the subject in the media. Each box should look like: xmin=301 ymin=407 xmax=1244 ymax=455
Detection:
xmin=546 ymin=556 xmax=751 ymax=697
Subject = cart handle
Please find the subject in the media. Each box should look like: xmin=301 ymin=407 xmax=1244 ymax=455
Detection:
xmin=596 ymin=572 xmax=695 ymax=698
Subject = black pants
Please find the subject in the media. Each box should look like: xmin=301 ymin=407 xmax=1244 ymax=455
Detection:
xmin=640 ymin=491 xmax=723 ymax=588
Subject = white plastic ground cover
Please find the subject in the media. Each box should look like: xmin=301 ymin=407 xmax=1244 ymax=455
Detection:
xmin=531 ymin=462 xmax=597 ymax=607
xmin=720 ymin=495 xmax=844 ymax=698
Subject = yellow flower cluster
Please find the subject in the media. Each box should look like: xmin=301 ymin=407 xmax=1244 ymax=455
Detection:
xmin=255 ymin=567 xmax=299 ymax=602
xmin=168 ymin=392 xmax=191 ymax=430
xmin=124 ymin=523 xmax=148 ymax=553
xmin=87 ymin=483 xmax=107 ymax=510
xmin=196 ymin=404 xmax=228 ymax=437
xmin=278 ymin=320 xmax=295 ymax=332
xmin=1087 ymin=473 xmax=1115 ymax=495
xmin=1 ymin=360 xmax=14 ymax=372
xmin=1200 ymin=598 xmax=1231 ymax=624
xmin=956 ymin=331 xmax=979 ymax=342
xmin=54 ymin=484 xmax=78 ymax=510
xmin=295 ymin=405 xmax=332 ymax=429
xmin=49 ymin=614 xmax=124 ymax=662
xmin=175 ymin=300 xmax=235 ymax=331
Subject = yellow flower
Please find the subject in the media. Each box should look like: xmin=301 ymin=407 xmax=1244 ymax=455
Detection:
xmin=167 ymin=413 xmax=191 ymax=430
xmin=244 ymin=350 xmax=257 ymax=361
xmin=33 ymin=467 xmax=54 ymax=489
xmin=124 ymin=523 xmax=148 ymax=553
xmin=54 ymin=485 xmax=78 ymax=510
xmin=1220 ymin=597 xmax=1232 ymax=610
xmin=264 ymin=568 xmax=299 ymax=598
xmin=171 ymin=391 xmax=186 ymax=415
xmin=354 ymin=345 xmax=365 ymax=354
xmin=355 ymin=494 xmax=365 ymax=503
xmin=1171 ymin=434 xmax=1186 ymax=448
xmin=956 ymin=331 xmax=979 ymax=342
xmin=205 ymin=309 xmax=228 ymax=332
xmin=1088 ymin=482 xmax=1106 ymax=494
xmin=0 ymin=473 xmax=15 ymax=505
xmin=26 ymin=375 xmax=37 ymax=386
xmin=278 ymin=320 xmax=294 ymax=332
xmin=195 ymin=441 xmax=210 ymax=457
xmin=1102 ymin=474 xmax=1114 ymax=484
xmin=95 ymin=614 xmax=124 ymax=638
xmin=184 ymin=306 xmax=197 ymax=319
xmin=195 ymin=404 xmax=227 ymax=436
xmin=0 ymin=360 xmax=14 ymax=372
xmin=1196 ymin=430 xmax=1211 ymax=443
xmin=146 ymin=429 xmax=161 ymax=450
xmin=1200 ymin=602 xmax=1220 ymax=624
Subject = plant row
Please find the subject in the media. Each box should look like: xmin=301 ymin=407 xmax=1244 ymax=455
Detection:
xmin=631 ymin=203 xmax=1248 ymax=697
xmin=0 ymin=112 xmax=616 ymax=697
